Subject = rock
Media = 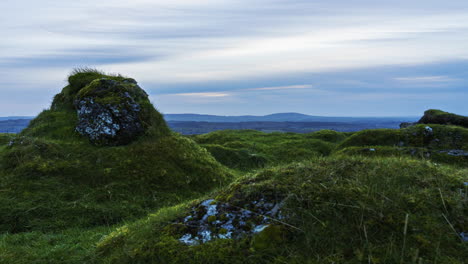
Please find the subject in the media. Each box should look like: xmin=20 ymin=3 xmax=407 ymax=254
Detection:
xmin=438 ymin=150 xmax=468 ymax=157
xmin=424 ymin=126 xmax=433 ymax=136
xmin=461 ymin=232 xmax=468 ymax=242
xmin=176 ymin=196 xmax=286 ymax=245
xmin=74 ymin=78 xmax=149 ymax=146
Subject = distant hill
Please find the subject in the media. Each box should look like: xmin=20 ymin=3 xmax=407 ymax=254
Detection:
xmin=0 ymin=116 xmax=34 ymax=121
xmin=164 ymin=113 xmax=418 ymax=123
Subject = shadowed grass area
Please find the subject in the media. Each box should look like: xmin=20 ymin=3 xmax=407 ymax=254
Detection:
xmin=94 ymin=156 xmax=468 ymax=264
xmin=0 ymin=227 xmax=112 ymax=264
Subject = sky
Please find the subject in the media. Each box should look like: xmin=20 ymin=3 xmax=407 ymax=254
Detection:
xmin=1 ymin=0 xmax=467 ymax=117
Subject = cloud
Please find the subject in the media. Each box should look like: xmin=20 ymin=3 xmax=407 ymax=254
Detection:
xmin=244 ymin=85 xmax=314 ymax=91
xmin=394 ymin=76 xmax=459 ymax=83
xmin=1 ymin=0 xmax=468 ymax=116
xmin=173 ymin=92 xmax=231 ymax=98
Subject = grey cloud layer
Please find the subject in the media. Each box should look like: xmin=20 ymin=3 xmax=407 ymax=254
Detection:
xmin=1 ymin=0 xmax=467 ymax=116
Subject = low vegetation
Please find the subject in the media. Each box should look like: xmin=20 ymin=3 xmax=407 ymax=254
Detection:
xmin=191 ymin=130 xmax=343 ymax=170
xmin=418 ymin=109 xmax=468 ymax=128
xmin=0 ymin=70 xmax=466 ymax=263
xmin=95 ymin=157 xmax=467 ymax=263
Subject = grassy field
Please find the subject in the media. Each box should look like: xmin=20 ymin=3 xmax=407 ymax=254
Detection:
xmin=0 ymin=71 xmax=466 ymax=263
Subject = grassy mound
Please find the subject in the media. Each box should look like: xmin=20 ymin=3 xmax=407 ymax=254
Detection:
xmin=192 ymin=130 xmax=344 ymax=170
xmin=336 ymin=124 xmax=468 ymax=166
xmin=338 ymin=124 xmax=468 ymax=150
xmin=419 ymin=109 xmax=468 ymax=128
xmin=0 ymin=135 xmax=231 ymax=233
xmin=0 ymin=70 xmax=232 ymax=233
xmin=95 ymin=156 xmax=468 ymax=263
xmin=23 ymin=69 xmax=170 ymax=143
xmin=335 ymin=146 xmax=468 ymax=166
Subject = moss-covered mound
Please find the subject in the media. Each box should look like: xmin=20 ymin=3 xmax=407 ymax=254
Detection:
xmin=95 ymin=157 xmax=467 ymax=263
xmin=192 ymin=130 xmax=342 ymax=170
xmin=336 ymin=124 xmax=468 ymax=166
xmin=23 ymin=69 xmax=169 ymax=145
xmin=0 ymin=70 xmax=232 ymax=233
xmin=419 ymin=109 xmax=468 ymax=128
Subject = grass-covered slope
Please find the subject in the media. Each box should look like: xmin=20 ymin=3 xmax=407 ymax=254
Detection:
xmin=418 ymin=109 xmax=468 ymax=128
xmin=0 ymin=70 xmax=232 ymax=233
xmin=336 ymin=124 xmax=468 ymax=166
xmin=191 ymin=129 xmax=348 ymax=170
xmin=95 ymin=157 xmax=468 ymax=263
xmin=2 ymin=96 xmax=467 ymax=264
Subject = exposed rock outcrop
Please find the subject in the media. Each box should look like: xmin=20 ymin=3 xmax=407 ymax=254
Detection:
xmin=74 ymin=78 xmax=148 ymax=146
xmin=175 ymin=196 xmax=285 ymax=245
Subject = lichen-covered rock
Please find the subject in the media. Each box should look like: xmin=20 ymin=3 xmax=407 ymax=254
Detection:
xmin=175 ymin=196 xmax=285 ymax=245
xmin=74 ymin=78 xmax=149 ymax=146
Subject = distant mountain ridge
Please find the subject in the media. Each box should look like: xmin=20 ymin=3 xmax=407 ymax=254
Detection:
xmin=163 ymin=112 xmax=418 ymax=123
xmin=0 ymin=116 xmax=34 ymax=121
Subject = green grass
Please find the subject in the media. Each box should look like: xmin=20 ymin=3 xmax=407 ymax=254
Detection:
xmin=95 ymin=156 xmax=468 ymax=263
xmin=338 ymin=124 xmax=468 ymax=150
xmin=0 ymin=227 xmax=112 ymax=264
xmin=0 ymin=70 xmax=232 ymax=234
xmin=1 ymin=77 xmax=467 ymax=264
xmin=0 ymin=134 xmax=232 ymax=233
xmin=191 ymin=130 xmax=345 ymax=170
xmin=419 ymin=109 xmax=468 ymax=128
xmin=0 ymin=134 xmax=13 ymax=146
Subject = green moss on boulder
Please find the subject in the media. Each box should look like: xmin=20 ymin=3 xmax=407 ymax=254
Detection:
xmin=24 ymin=69 xmax=169 ymax=145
